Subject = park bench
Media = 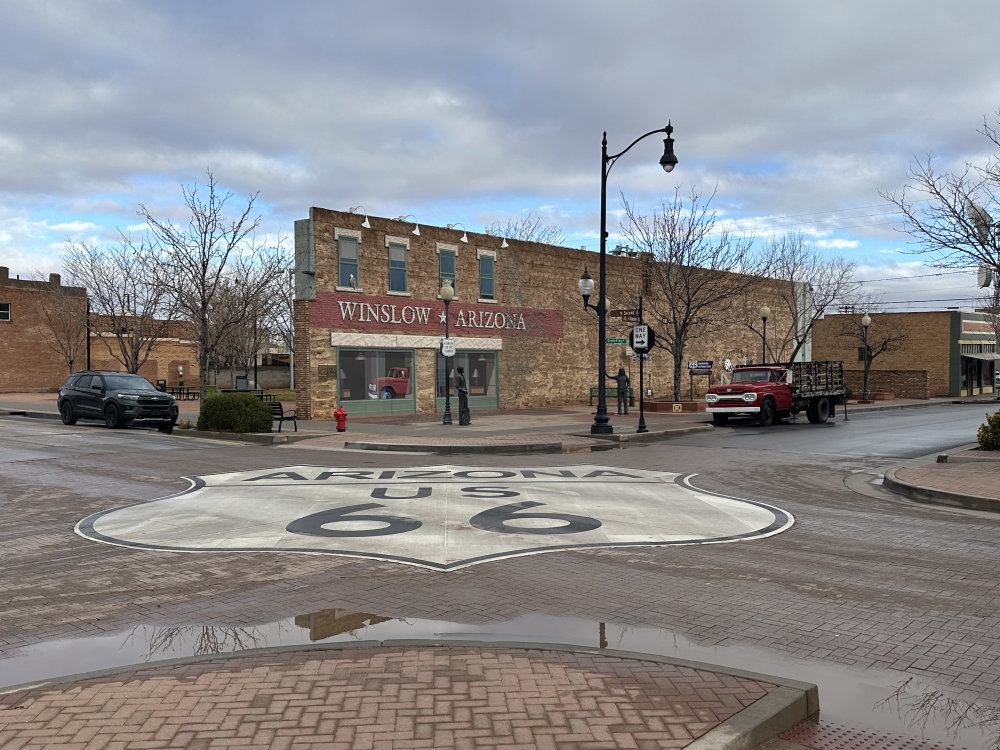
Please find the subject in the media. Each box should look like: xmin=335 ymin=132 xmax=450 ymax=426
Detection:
xmin=589 ymin=386 xmax=635 ymax=406
xmin=269 ymin=401 xmax=297 ymax=432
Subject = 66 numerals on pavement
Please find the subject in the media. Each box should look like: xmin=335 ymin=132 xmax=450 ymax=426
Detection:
xmin=286 ymin=486 xmax=603 ymax=538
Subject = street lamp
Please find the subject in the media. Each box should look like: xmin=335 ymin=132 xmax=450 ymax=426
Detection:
xmin=861 ymin=313 xmax=872 ymax=402
xmin=759 ymin=305 xmax=770 ymax=364
xmin=579 ymin=123 xmax=677 ymax=435
xmin=440 ymin=279 xmax=455 ymax=425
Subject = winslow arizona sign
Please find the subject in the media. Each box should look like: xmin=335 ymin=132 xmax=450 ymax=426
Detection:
xmin=76 ymin=465 xmax=794 ymax=570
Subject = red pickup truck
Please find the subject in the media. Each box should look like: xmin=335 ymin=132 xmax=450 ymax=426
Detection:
xmin=705 ymin=361 xmax=845 ymax=427
xmin=369 ymin=367 xmax=411 ymax=399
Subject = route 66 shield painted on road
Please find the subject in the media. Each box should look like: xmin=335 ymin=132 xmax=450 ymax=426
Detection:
xmin=76 ymin=465 xmax=793 ymax=570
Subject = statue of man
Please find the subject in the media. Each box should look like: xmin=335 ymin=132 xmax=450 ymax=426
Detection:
xmin=606 ymin=367 xmax=630 ymax=414
xmin=456 ymin=366 xmax=471 ymax=425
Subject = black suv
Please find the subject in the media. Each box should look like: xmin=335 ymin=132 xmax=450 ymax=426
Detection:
xmin=58 ymin=371 xmax=179 ymax=433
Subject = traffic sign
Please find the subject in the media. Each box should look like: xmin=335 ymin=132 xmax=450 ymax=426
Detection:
xmin=441 ymin=338 xmax=456 ymax=357
xmin=629 ymin=325 xmax=655 ymax=354
xmin=605 ymin=337 xmax=627 ymax=344
xmin=687 ymin=360 xmax=713 ymax=370
xmin=609 ymin=308 xmax=640 ymax=318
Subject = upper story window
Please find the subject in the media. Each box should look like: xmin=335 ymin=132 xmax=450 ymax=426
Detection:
xmin=477 ymin=249 xmax=496 ymax=301
xmin=438 ymin=244 xmax=457 ymax=297
xmin=335 ymin=228 xmax=361 ymax=289
xmin=0 ymin=302 xmax=9 ymax=321
xmin=386 ymin=236 xmax=410 ymax=294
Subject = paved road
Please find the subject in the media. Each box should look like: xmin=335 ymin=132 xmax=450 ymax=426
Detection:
xmin=1 ymin=409 xmax=998 ymax=748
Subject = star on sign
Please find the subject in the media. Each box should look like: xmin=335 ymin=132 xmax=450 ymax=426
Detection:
xmin=438 ymin=311 xmax=447 ymax=323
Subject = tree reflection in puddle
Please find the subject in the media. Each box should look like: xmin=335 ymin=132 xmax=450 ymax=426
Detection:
xmin=876 ymin=677 xmax=998 ymax=750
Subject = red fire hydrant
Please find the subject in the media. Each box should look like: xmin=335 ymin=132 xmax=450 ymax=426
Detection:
xmin=334 ymin=405 xmax=348 ymax=432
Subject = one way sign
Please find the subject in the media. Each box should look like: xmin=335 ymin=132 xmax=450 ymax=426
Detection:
xmin=630 ymin=324 xmax=654 ymax=353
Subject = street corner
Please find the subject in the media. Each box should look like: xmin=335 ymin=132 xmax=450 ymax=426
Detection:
xmin=75 ymin=464 xmax=794 ymax=570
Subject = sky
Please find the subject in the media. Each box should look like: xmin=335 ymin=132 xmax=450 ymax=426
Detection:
xmin=2 ymin=0 xmax=1000 ymax=312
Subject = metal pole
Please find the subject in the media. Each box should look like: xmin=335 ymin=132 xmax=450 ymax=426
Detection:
xmin=86 ymin=297 xmax=91 ymax=370
xmin=761 ymin=316 xmax=767 ymax=364
xmin=862 ymin=324 xmax=870 ymax=402
xmin=443 ymin=298 xmax=452 ymax=425
xmin=592 ymin=132 xmax=613 ymax=434
xmin=637 ymin=296 xmax=647 ymax=433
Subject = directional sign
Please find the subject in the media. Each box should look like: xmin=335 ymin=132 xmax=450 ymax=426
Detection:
xmin=632 ymin=324 xmax=649 ymax=350
xmin=605 ymin=337 xmax=627 ymax=344
xmin=687 ymin=360 xmax=713 ymax=370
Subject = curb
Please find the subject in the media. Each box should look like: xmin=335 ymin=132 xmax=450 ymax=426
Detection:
xmin=0 ymin=639 xmax=818 ymax=749
xmin=343 ymin=440 xmax=563 ymax=453
xmin=882 ymin=466 xmax=1000 ymax=513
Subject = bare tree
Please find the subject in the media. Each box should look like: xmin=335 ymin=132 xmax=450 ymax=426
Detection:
xmin=881 ymin=110 xmax=1000 ymax=274
xmin=757 ymin=234 xmax=859 ymax=364
xmin=62 ymin=237 xmax=177 ymax=373
xmin=483 ymin=212 xmax=565 ymax=245
xmin=139 ymin=171 xmax=287 ymax=399
xmin=32 ymin=273 xmax=89 ymax=373
xmin=619 ymin=187 xmax=764 ymax=401
xmin=833 ymin=304 xmax=909 ymax=369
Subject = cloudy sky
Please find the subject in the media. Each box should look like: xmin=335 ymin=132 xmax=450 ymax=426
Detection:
xmin=3 ymin=0 xmax=999 ymax=311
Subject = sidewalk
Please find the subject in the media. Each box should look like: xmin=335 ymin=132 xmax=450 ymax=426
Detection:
xmin=1 ymin=391 xmax=997 ymax=748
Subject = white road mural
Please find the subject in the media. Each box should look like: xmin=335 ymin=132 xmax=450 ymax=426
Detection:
xmin=75 ymin=465 xmax=794 ymax=570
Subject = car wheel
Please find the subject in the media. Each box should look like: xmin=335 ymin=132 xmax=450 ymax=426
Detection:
xmin=758 ymin=399 xmax=775 ymax=427
xmin=104 ymin=403 xmax=125 ymax=428
xmin=59 ymin=400 xmax=78 ymax=425
xmin=711 ymin=413 xmax=729 ymax=426
xmin=379 ymin=388 xmax=395 ymax=399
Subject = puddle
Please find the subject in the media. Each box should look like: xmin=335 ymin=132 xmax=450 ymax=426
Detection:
xmin=2 ymin=612 xmax=993 ymax=749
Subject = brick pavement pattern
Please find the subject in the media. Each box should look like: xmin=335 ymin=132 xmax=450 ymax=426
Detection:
xmin=0 ymin=646 xmax=776 ymax=749
xmin=893 ymin=462 xmax=1000 ymax=501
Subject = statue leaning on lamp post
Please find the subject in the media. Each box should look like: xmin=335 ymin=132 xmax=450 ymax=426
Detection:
xmin=456 ymin=366 xmax=471 ymax=425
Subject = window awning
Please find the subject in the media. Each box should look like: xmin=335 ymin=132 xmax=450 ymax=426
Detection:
xmin=962 ymin=352 xmax=1000 ymax=361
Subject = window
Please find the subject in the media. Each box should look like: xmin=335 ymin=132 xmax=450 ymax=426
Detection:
xmin=338 ymin=235 xmax=359 ymax=288
xmin=338 ymin=349 xmax=414 ymax=402
xmin=388 ymin=242 xmax=408 ymax=292
xmin=0 ymin=302 xmax=9 ymax=321
xmin=478 ymin=252 xmax=495 ymax=300
xmin=857 ymin=346 xmax=872 ymax=363
xmin=436 ymin=351 xmax=497 ymax=397
xmin=439 ymin=248 xmax=456 ymax=296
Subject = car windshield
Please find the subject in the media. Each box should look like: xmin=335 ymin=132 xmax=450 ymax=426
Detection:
xmin=104 ymin=375 xmax=157 ymax=391
xmin=731 ymin=369 xmax=774 ymax=383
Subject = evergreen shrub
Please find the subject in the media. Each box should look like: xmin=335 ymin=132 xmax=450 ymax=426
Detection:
xmin=197 ymin=393 xmax=272 ymax=433
xmin=977 ymin=410 xmax=1000 ymax=451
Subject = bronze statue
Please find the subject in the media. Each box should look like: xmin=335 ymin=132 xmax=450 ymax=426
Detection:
xmin=456 ymin=366 xmax=471 ymax=425
xmin=606 ymin=367 xmax=630 ymax=414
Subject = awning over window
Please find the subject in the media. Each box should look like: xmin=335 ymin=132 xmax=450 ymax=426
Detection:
xmin=962 ymin=352 xmax=1000 ymax=361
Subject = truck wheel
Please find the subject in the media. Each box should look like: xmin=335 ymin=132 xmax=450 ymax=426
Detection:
xmin=711 ymin=413 xmax=729 ymax=426
xmin=758 ymin=399 xmax=775 ymax=427
xmin=379 ymin=388 xmax=395 ymax=399
xmin=807 ymin=397 xmax=831 ymax=424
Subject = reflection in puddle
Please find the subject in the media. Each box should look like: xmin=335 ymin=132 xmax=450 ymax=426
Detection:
xmin=2 ymin=611 xmax=994 ymax=749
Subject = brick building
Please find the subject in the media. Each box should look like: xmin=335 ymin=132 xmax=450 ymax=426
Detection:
xmin=813 ymin=310 xmax=998 ymax=398
xmin=292 ymin=209 xmax=794 ymax=420
xmin=0 ymin=266 xmax=199 ymax=392
xmin=0 ymin=267 xmax=88 ymax=392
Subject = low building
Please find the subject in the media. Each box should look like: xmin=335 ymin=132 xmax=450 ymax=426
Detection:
xmin=812 ymin=310 xmax=998 ymax=398
xmin=0 ymin=267 xmax=87 ymax=392
xmin=291 ymin=209 xmax=791 ymax=420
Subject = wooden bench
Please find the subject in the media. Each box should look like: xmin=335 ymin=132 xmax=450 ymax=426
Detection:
xmin=589 ymin=387 xmax=635 ymax=406
xmin=269 ymin=401 xmax=297 ymax=432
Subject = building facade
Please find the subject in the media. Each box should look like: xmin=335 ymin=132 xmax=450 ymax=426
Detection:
xmin=0 ymin=267 xmax=88 ymax=392
xmin=292 ymin=209 xmax=788 ymax=420
xmin=813 ymin=310 xmax=998 ymax=398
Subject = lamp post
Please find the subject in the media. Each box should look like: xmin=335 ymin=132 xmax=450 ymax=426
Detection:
xmin=440 ymin=279 xmax=455 ymax=425
xmin=759 ymin=305 xmax=770 ymax=364
xmin=861 ymin=313 xmax=872 ymax=402
xmin=579 ymin=123 xmax=677 ymax=435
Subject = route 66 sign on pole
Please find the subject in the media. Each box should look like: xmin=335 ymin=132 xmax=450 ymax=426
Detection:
xmin=440 ymin=338 xmax=456 ymax=357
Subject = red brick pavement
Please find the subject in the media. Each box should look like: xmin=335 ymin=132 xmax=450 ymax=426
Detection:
xmin=892 ymin=459 xmax=1000 ymax=503
xmin=0 ymin=646 xmax=777 ymax=749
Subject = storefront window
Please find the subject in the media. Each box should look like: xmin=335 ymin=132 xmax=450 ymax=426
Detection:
xmin=338 ymin=349 xmax=414 ymax=401
xmin=436 ymin=351 xmax=497 ymax=397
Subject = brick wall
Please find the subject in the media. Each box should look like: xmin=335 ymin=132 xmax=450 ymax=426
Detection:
xmin=844 ymin=369 xmax=930 ymax=399
xmin=0 ymin=268 xmax=87 ymax=392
